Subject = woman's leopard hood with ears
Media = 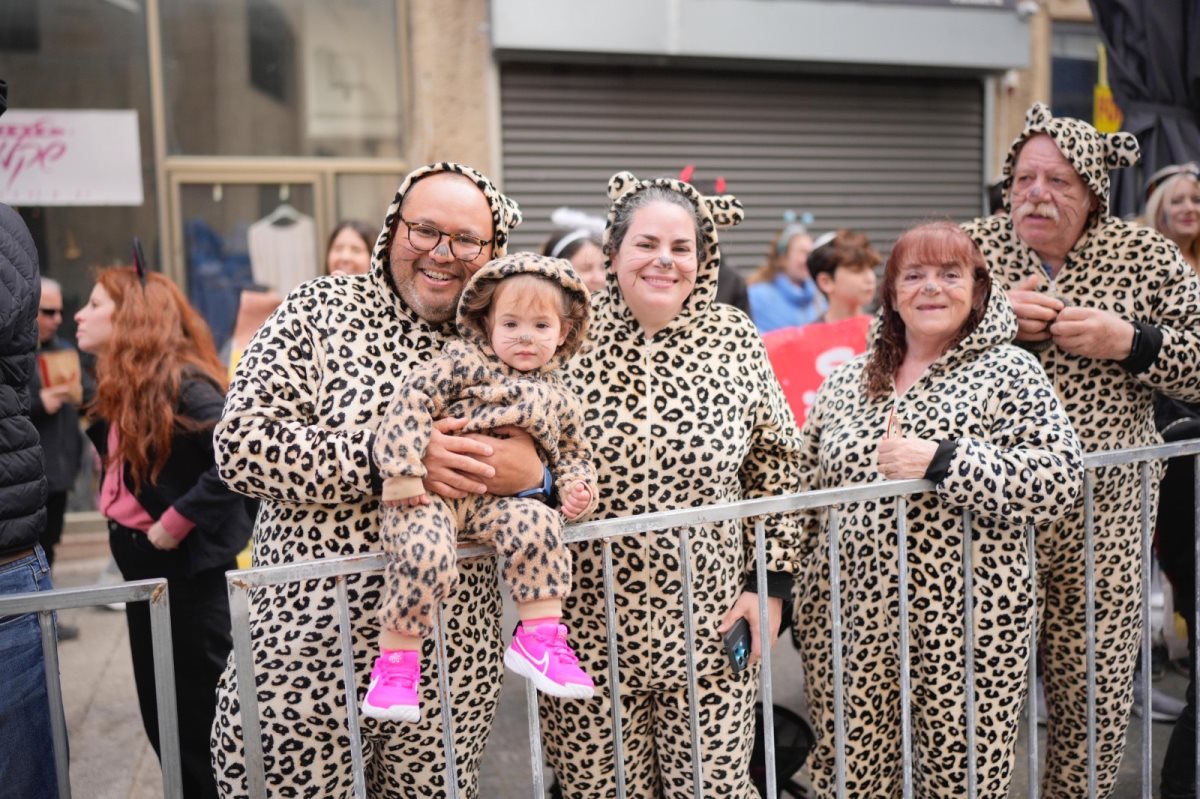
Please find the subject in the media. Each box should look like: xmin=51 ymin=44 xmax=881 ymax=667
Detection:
xmin=371 ymin=162 xmax=523 ymax=274
xmin=1002 ymin=102 xmax=1140 ymax=215
xmin=602 ymin=171 xmax=744 ymax=310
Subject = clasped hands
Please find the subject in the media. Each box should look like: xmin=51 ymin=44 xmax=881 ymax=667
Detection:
xmin=1007 ymin=274 xmax=1134 ymax=361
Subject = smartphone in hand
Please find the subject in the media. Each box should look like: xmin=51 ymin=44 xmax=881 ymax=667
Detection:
xmin=722 ymin=617 xmax=751 ymax=673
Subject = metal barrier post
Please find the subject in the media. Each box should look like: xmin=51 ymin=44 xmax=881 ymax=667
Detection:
xmin=523 ymin=680 xmax=546 ymax=798
xmin=433 ymin=604 xmax=461 ymax=799
xmin=1194 ymin=453 xmax=1200 ymax=796
xmin=148 ymin=583 xmax=182 ymax=799
xmin=39 ymin=610 xmax=71 ymax=799
xmin=601 ymin=540 xmax=628 ymax=798
xmin=897 ymin=498 xmax=914 ymax=799
xmin=1026 ymin=522 xmax=1039 ymax=799
xmin=677 ymin=526 xmax=704 ymax=799
xmin=227 ymin=579 xmax=267 ymax=799
xmin=335 ymin=577 xmax=367 ymax=799
xmin=1084 ymin=473 xmax=1098 ymax=797
xmin=1139 ymin=462 xmax=1152 ymax=798
xmin=962 ymin=509 xmax=977 ymax=799
xmin=754 ymin=518 xmax=778 ymax=799
xmin=828 ymin=507 xmax=847 ymax=799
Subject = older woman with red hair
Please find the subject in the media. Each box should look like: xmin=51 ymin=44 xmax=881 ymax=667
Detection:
xmin=76 ymin=266 xmax=253 ymax=799
xmin=793 ymin=222 xmax=1082 ymax=798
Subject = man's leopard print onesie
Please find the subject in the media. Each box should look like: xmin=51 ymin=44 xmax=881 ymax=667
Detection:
xmin=964 ymin=103 xmax=1200 ymax=799
xmin=210 ymin=163 xmax=524 ymax=798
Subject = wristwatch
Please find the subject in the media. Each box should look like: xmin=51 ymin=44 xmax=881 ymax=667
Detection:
xmin=516 ymin=466 xmax=555 ymax=506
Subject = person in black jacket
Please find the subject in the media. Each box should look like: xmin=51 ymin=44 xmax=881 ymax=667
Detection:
xmin=0 ymin=74 xmax=60 ymax=798
xmin=75 ymin=265 xmax=252 ymax=799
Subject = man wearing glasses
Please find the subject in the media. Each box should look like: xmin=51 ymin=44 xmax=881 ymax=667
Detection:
xmin=213 ymin=163 xmax=547 ymax=798
xmin=27 ymin=280 xmax=88 ymax=613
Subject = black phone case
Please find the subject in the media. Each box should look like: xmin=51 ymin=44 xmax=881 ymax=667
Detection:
xmin=722 ymin=617 xmax=751 ymax=673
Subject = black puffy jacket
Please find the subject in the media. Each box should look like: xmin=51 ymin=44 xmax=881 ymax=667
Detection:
xmin=0 ymin=203 xmax=48 ymax=556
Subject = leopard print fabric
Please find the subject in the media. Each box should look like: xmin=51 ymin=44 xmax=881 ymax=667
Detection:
xmin=964 ymin=104 xmax=1200 ymax=799
xmin=210 ymin=163 xmax=522 ymax=798
xmin=793 ymin=287 xmax=1082 ymax=799
xmin=539 ymin=172 xmax=808 ymax=798
xmin=372 ymin=253 xmax=597 ymax=637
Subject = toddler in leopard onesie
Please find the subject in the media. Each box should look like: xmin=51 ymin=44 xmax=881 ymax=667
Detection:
xmin=363 ymin=252 xmax=598 ymax=722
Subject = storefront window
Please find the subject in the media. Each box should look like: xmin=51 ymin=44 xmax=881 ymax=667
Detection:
xmin=178 ymin=181 xmax=318 ymax=352
xmin=0 ymin=0 xmax=159 ymax=336
xmin=161 ymin=0 xmax=404 ymax=158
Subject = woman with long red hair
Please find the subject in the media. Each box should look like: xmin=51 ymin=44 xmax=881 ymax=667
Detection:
xmin=792 ymin=222 xmax=1082 ymax=798
xmin=76 ymin=266 xmax=253 ymax=799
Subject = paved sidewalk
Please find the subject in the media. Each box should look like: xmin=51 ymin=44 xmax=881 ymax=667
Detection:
xmin=49 ymin=553 xmax=1184 ymax=798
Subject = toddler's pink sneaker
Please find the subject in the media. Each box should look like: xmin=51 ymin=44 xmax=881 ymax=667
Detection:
xmin=504 ymin=622 xmax=595 ymax=699
xmin=361 ymin=650 xmax=420 ymax=722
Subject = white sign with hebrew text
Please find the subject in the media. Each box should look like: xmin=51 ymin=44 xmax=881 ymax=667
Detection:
xmin=0 ymin=110 xmax=144 ymax=206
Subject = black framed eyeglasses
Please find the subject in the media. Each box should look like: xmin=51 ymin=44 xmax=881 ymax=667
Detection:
xmin=39 ymin=308 xmax=63 ymax=317
xmin=397 ymin=217 xmax=491 ymax=261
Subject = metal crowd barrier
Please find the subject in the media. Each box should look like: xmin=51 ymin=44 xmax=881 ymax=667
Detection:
xmin=4 ymin=440 xmax=1199 ymax=799
xmin=0 ymin=578 xmax=180 ymax=799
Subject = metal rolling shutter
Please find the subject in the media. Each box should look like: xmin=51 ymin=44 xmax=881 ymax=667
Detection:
xmin=500 ymin=63 xmax=984 ymax=271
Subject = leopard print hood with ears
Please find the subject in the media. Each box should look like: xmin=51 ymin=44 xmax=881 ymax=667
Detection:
xmin=1002 ymin=102 xmax=1140 ymax=218
xmin=456 ymin=252 xmax=593 ymax=372
xmin=602 ymin=171 xmax=744 ymax=336
xmin=370 ymin=161 xmax=523 ymax=278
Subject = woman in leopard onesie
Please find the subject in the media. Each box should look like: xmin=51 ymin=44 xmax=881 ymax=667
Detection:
xmin=793 ymin=221 xmax=1082 ymax=798
xmin=539 ymin=171 xmax=808 ymax=798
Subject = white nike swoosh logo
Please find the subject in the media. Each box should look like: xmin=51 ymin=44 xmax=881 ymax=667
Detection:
xmin=517 ymin=638 xmax=550 ymax=673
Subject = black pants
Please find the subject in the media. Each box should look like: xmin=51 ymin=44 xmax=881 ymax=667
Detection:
xmin=1159 ymin=453 xmax=1197 ymax=799
xmin=38 ymin=491 xmax=67 ymax=568
xmin=109 ymin=523 xmax=234 ymax=799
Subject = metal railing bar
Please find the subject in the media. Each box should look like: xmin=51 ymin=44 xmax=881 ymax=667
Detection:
xmin=335 ymin=577 xmax=367 ymax=799
xmin=677 ymin=527 xmax=704 ymax=799
xmin=601 ymin=540 xmax=628 ymax=798
xmin=40 ymin=611 xmax=71 ymax=799
xmin=754 ymin=518 xmax=778 ymax=799
xmin=0 ymin=579 xmax=167 ymax=614
xmin=1080 ymin=440 xmax=1200 ymax=469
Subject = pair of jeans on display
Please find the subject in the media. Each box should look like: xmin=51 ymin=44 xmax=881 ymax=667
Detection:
xmin=0 ymin=545 xmax=63 ymax=799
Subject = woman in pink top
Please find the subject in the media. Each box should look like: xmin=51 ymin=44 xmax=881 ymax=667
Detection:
xmin=76 ymin=265 xmax=253 ymax=799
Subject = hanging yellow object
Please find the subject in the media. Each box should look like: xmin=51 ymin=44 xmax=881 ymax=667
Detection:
xmin=1094 ymin=43 xmax=1124 ymax=134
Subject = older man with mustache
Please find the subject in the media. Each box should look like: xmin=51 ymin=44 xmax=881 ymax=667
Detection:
xmin=964 ymin=104 xmax=1200 ymax=799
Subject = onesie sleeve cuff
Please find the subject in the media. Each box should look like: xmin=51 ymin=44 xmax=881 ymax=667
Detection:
xmin=381 ymin=477 xmax=426 ymax=503
xmin=923 ymin=439 xmax=959 ymax=485
xmin=1118 ymin=321 xmax=1163 ymax=376
xmin=160 ymin=507 xmax=196 ymax=541
xmin=743 ymin=570 xmax=795 ymax=600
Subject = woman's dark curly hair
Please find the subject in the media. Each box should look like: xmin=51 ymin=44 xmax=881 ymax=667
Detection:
xmin=863 ymin=221 xmax=991 ymax=400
